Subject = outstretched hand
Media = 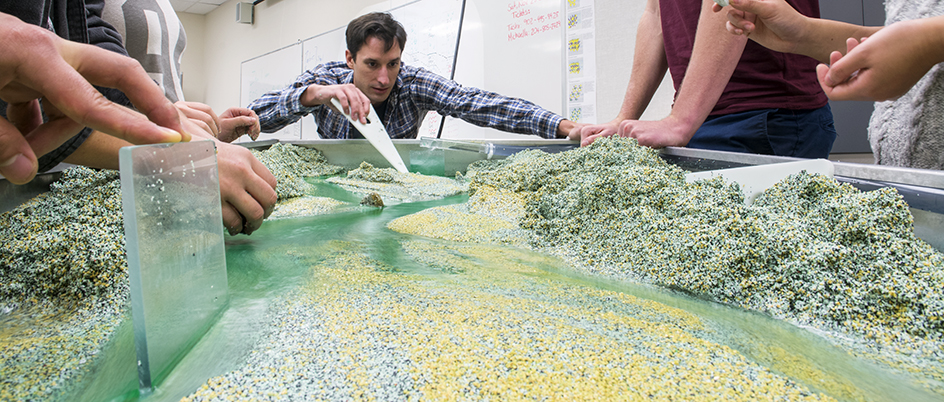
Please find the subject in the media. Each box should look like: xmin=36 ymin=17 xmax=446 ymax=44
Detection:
xmin=0 ymin=13 xmax=185 ymax=184
xmin=818 ymin=19 xmax=944 ymax=101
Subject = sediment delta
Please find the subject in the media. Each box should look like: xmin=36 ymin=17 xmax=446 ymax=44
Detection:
xmin=390 ymin=137 xmax=944 ymax=396
xmin=1 ymin=140 xmax=941 ymax=400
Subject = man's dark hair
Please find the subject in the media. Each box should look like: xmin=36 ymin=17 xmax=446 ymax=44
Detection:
xmin=346 ymin=12 xmax=407 ymax=60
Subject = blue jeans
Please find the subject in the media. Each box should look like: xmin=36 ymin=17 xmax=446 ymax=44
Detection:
xmin=687 ymin=105 xmax=837 ymax=158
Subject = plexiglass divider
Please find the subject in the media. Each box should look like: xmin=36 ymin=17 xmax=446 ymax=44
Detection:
xmin=119 ymin=141 xmax=228 ymax=392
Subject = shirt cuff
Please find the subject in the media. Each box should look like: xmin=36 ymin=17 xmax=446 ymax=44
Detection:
xmin=288 ymin=86 xmax=318 ymax=116
xmin=534 ymin=109 xmax=564 ymax=139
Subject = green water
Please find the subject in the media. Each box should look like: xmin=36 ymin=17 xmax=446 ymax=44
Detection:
xmin=72 ymin=193 xmax=938 ymax=401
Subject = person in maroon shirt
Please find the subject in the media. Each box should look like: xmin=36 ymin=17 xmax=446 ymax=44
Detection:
xmin=570 ymin=0 xmax=836 ymax=158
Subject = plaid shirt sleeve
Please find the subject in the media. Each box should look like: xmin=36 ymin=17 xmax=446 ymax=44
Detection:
xmin=248 ymin=62 xmax=347 ymax=134
xmin=404 ymin=66 xmax=564 ymax=139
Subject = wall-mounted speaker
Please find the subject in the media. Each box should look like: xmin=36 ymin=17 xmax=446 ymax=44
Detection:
xmin=236 ymin=2 xmax=253 ymax=24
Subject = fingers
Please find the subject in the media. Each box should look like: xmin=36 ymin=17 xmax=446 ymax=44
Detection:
xmin=845 ymin=37 xmax=862 ymax=54
xmin=0 ymin=117 xmax=39 ymax=184
xmin=6 ymin=100 xmax=42 ymax=135
xmin=25 ymin=114 xmax=86 ymax=157
xmin=187 ymin=117 xmax=215 ymax=139
xmin=726 ymin=0 xmax=764 ymax=14
xmin=38 ymin=39 xmax=186 ymax=144
xmin=176 ymin=101 xmax=220 ymax=136
xmin=20 ymin=97 xmax=85 ymax=157
xmin=823 ymin=49 xmax=863 ymax=88
xmin=816 ymin=64 xmax=850 ymax=100
xmin=725 ymin=10 xmax=755 ymax=35
xmin=216 ymin=144 xmax=278 ymax=236
xmin=339 ymin=85 xmax=371 ymax=124
xmin=221 ymin=203 xmax=244 ymax=236
xmin=582 ymin=132 xmax=610 ymax=147
xmin=218 ymin=111 xmax=260 ymax=143
xmin=579 ymin=123 xmax=619 ymax=146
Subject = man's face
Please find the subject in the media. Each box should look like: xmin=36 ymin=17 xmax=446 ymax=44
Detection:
xmin=346 ymin=36 xmax=402 ymax=105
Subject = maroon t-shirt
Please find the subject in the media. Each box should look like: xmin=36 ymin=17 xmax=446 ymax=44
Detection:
xmin=660 ymin=0 xmax=828 ymax=116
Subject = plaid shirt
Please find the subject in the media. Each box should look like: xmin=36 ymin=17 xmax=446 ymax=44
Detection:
xmin=248 ymin=61 xmax=564 ymax=139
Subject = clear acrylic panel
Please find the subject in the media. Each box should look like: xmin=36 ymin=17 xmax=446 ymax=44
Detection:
xmin=119 ymin=141 xmax=228 ymax=392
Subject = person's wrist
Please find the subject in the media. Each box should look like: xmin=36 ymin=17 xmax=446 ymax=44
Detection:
xmin=300 ymin=85 xmax=319 ymax=106
xmin=557 ymin=119 xmax=575 ymax=137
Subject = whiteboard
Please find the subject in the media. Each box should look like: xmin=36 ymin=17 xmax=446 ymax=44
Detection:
xmin=239 ymin=43 xmax=303 ymax=141
xmin=300 ymin=27 xmax=347 ymax=140
xmin=444 ymin=0 xmax=564 ymax=140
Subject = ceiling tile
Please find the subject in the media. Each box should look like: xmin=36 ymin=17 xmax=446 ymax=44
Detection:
xmin=184 ymin=3 xmax=220 ymax=14
xmin=168 ymin=0 xmax=195 ymax=11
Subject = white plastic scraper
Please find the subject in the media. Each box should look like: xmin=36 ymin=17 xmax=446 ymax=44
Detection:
xmin=330 ymin=98 xmax=408 ymax=173
xmin=684 ymin=159 xmax=835 ymax=205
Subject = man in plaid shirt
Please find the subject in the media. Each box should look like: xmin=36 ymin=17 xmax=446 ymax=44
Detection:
xmin=248 ymin=12 xmax=579 ymax=140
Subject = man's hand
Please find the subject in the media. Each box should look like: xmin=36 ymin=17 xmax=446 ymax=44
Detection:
xmin=818 ymin=18 xmax=944 ymax=101
xmin=178 ymin=109 xmax=276 ymax=235
xmin=215 ymin=142 xmax=277 ymax=235
xmin=0 ymin=13 xmax=185 ymax=184
xmin=582 ymin=116 xmax=693 ymax=148
xmin=301 ymin=83 xmax=371 ymax=124
xmin=570 ymin=120 xmax=620 ymax=145
xmin=176 ymin=101 xmax=220 ymax=137
xmin=218 ymin=107 xmax=260 ymax=142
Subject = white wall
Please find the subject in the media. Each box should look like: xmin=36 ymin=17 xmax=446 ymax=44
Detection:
xmin=177 ymin=0 xmax=674 ymax=135
xmin=177 ymin=11 xmax=207 ymax=103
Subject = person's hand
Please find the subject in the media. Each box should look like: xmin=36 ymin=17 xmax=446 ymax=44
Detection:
xmin=217 ymin=107 xmax=260 ymax=142
xmin=177 ymin=109 xmax=276 ymax=235
xmin=0 ymin=13 xmax=185 ymax=184
xmin=571 ymin=120 xmax=620 ymax=145
xmin=714 ymin=0 xmax=808 ymax=54
xmin=176 ymin=101 xmax=220 ymax=137
xmin=584 ymin=115 xmax=693 ymax=148
xmin=818 ymin=19 xmax=944 ymax=101
xmin=303 ymin=83 xmax=371 ymax=124
xmin=557 ymin=119 xmax=583 ymax=139
xmin=215 ymin=142 xmax=277 ymax=235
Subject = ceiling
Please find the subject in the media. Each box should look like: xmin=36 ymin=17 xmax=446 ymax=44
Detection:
xmin=169 ymin=0 xmax=228 ymax=15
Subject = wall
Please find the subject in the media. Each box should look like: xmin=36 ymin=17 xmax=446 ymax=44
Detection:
xmin=595 ymin=1 xmax=674 ymax=122
xmin=178 ymin=11 xmax=207 ymax=103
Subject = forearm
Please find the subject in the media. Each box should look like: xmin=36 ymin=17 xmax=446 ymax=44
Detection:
xmin=300 ymin=84 xmax=332 ymax=107
xmin=248 ymin=87 xmax=309 ymax=133
xmin=918 ymin=15 xmax=944 ymax=64
xmin=795 ymin=19 xmax=881 ymax=63
xmin=62 ymin=130 xmax=128 ymax=170
xmin=616 ymin=0 xmax=668 ymax=122
xmin=671 ymin=0 xmax=748 ymax=134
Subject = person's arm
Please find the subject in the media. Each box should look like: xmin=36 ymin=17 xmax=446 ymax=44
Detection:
xmin=408 ymin=67 xmax=564 ymax=139
xmin=586 ymin=0 xmax=746 ymax=148
xmin=615 ymin=0 xmax=669 ymax=122
xmin=248 ymin=63 xmax=372 ymax=132
xmin=719 ymin=0 xmax=880 ymax=63
xmin=66 ymin=110 xmax=278 ymax=236
xmin=818 ymin=16 xmax=944 ymax=101
xmin=0 ymin=12 xmax=184 ymax=184
xmin=570 ymin=0 xmax=667 ymax=143
xmin=299 ymin=82 xmax=371 ymax=124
